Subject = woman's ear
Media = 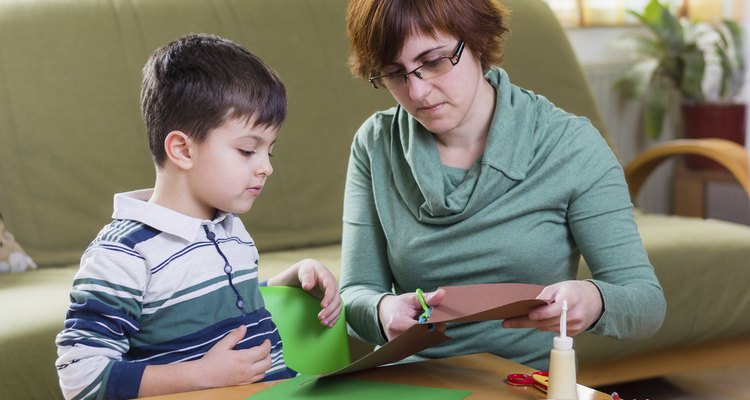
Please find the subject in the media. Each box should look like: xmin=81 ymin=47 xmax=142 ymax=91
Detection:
xmin=164 ymin=130 xmax=193 ymax=170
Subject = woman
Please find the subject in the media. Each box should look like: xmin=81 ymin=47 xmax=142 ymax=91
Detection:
xmin=340 ymin=0 xmax=665 ymax=370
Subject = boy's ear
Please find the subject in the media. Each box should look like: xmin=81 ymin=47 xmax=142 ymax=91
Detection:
xmin=164 ymin=130 xmax=194 ymax=170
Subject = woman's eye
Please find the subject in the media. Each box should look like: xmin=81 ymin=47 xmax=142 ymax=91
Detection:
xmin=268 ymin=153 xmax=275 ymax=158
xmin=423 ymin=58 xmax=444 ymax=68
xmin=239 ymin=149 xmax=255 ymax=157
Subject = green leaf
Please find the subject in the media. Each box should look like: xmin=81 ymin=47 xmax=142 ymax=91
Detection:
xmin=679 ymin=44 xmax=705 ymax=102
xmin=715 ymin=43 xmax=732 ymax=98
xmin=632 ymin=0 xmax=683 ymax=49
xmin=723 ymin=19 xmax=744 ymax=70
xmin=631 ymin=35 xmax=663 ymax=59
xmin=644 ymin=78 xmax=671 ymax=139
xmin=613 ymin=59 xmax=658 ymax=100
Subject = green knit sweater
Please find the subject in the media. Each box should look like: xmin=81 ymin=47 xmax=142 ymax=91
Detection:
xmin=340 ymin=68 xmax=665 ymax=370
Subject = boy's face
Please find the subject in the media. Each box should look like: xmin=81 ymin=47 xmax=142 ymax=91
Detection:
xmin=186 ymin=117 xmax=277 ymax=219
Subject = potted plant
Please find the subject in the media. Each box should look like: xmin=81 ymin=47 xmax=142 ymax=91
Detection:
xmin=614 ymin=0 xmax=746 ymax=168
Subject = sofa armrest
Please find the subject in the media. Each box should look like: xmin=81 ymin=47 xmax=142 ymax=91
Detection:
xmin=624 ymin=138 xmax=750 ymax=200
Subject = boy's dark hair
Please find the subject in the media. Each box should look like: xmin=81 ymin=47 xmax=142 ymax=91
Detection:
xmin=140 ymin=33 xmax=286 ymax=167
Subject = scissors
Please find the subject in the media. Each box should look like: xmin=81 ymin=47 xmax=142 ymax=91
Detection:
xmin=415 ymin=288 xmax=432 ymax=323
xmin=506 ymin=371 xmax=549 ymax=392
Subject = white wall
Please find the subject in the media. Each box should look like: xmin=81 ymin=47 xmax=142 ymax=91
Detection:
xmin=565 ymin=26 xmax=643 ymax=65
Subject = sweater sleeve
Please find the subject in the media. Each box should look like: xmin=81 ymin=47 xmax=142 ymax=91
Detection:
xmin=565 ymin=122 xmax=666 ymax=339
xmin=339 ymin=118 xmax=393 ymax=346
xmin=55 ymin=242 xmax=149 ymax=400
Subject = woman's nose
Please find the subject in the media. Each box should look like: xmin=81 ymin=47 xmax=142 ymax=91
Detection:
xmin=407 ymin=75 xmax=431 ymax=100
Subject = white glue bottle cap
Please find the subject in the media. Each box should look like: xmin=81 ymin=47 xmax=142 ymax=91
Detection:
xmin=547 ymin=299 xmax=578 ymax=399
xmin=553 ymin=300 xmax=573 ymax=350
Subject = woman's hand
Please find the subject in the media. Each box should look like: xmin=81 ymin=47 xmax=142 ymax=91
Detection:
xmin=377 ymin=288 xmax=445 ymax=341
xmin=502 ymin=280 xmax=603 ymax=336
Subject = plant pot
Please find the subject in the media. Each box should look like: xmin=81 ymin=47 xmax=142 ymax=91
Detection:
xmin=682 ymin=103 xmax=747 ymax=170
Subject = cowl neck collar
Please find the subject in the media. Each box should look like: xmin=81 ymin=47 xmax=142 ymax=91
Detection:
xmin=389 ymin=68 xmax=535 ymax=225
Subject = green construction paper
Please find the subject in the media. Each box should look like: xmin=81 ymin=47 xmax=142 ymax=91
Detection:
xmin=246 ymin=374 xmax=472 ymax=399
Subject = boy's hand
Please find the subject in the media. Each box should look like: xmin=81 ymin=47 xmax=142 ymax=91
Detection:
xmin=266 ymin=258 xmax=343 ymax=328
xmin=138 ymin=325 xmax=271 ymax=397
xmin=202 ymin=325 xmax=272 ymax=387
xmin=295 ymin=259 xmax=342 ymax=328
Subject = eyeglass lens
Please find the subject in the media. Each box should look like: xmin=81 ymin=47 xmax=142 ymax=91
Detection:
xmin=371 ymin=41 xmax=464 ymax=89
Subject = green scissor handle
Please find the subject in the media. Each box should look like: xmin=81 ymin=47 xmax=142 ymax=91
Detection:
xmin=416 ymin=288 xmax=429 ymax=311
xmin=416 ymin=288 xmax=432 ymax=323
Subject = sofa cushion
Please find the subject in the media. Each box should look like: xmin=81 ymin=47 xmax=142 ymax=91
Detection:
xmin=0 ymin=266 xmax=76 ymax=400
xmin=576 ymin=212 xmax=750 ymax=362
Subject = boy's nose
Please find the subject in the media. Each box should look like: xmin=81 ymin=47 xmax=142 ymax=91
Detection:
xmin=257 ymin=157 xmax=273 ymax=177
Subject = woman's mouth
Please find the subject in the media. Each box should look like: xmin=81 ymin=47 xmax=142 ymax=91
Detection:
xmin=418 ymin=103 xmax=444 ymax=112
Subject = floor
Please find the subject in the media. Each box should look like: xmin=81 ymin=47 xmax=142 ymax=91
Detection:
xmin=594 ymin=364 xmax=750 ymax=400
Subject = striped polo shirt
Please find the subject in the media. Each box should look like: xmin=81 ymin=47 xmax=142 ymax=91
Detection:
xmin=56 ymin=189 xmax=294 ymax=400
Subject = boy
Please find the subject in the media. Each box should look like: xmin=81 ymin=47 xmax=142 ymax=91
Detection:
xmin=55 ymin=33 xmax=342 ymax=399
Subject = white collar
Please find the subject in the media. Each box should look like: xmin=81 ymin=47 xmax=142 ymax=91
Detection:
xmin=112 ymin=189 xmax=233 ymax=242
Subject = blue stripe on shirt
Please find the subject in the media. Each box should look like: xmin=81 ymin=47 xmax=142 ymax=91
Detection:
xmin=126 ymin=309 xmax=279 ymax=364
xmin=104 ymin=220 xmax=160 ymax=249
xmin=59 ymin=299 xmax=139 ymax=345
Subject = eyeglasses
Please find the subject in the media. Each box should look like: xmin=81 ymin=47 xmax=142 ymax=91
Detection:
xmin=369 ymin=41 xmax=465 ymax=90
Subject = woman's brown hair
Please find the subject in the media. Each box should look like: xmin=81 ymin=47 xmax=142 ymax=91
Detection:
xmin=346 ymin=0 xmax=510 ymax=79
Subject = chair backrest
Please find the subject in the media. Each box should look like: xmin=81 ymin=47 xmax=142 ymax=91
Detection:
xmin=259 ymin=286 xmax=350 ymax=375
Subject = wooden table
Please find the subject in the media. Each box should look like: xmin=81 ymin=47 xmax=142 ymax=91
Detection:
xmin=141 ymin=353 xmax=613 ymax=399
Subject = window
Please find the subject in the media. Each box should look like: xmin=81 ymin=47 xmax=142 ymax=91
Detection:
xmin=544 ymin=0 xmax=745 ymax=27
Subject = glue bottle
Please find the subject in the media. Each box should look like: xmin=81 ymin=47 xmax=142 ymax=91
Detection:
xmin=547 ymin=300 xmax=578 ymax=400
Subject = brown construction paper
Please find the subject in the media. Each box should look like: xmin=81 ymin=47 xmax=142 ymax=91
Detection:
xmin=320 ymin=283 xmax=550 ymax=378
xmin=429 ymin=283 xmax=549 ymax=323
xmin=319 ymin=323 xmax=451 ymax=377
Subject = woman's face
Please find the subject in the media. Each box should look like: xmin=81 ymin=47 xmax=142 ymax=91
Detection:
xmin=384 ymin=31 xmax=489 ymax=136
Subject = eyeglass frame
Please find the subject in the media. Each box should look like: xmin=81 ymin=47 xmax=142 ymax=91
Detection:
xmin=368 ymin=40 xmax=465 ymax=89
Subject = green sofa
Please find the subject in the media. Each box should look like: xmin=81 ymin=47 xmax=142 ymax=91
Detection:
xmin=2 ymin=0 xmax=750 ymax=398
